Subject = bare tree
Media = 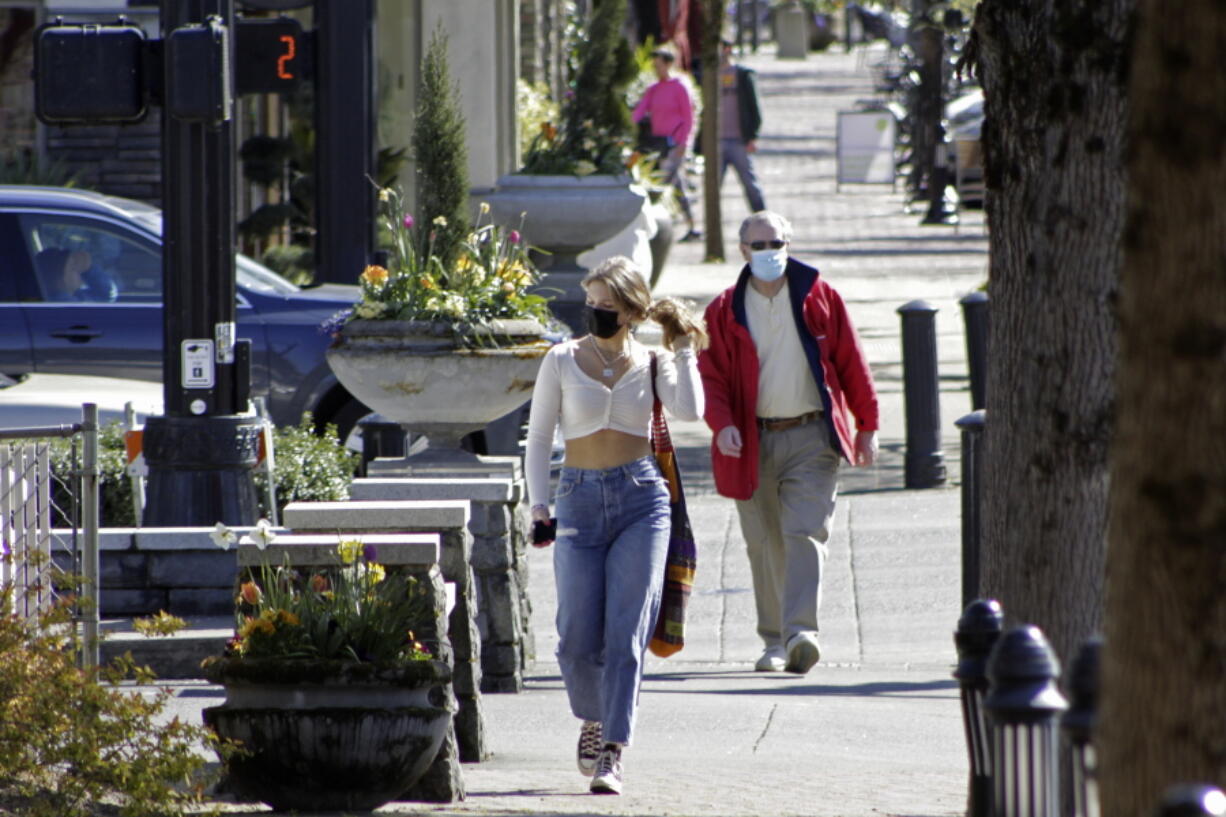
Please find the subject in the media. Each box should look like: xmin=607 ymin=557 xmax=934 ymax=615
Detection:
xmin=1098 ymin=2 xmax=1226 ymax=812
xmin=972 ymin=0 xmax=1132 ymax=662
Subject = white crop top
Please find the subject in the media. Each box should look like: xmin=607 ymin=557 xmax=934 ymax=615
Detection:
xmin=524 ymin=339 xmax=703 ymax=508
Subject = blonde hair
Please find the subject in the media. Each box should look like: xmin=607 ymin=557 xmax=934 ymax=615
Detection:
xmin=582 ymin=256 xmax=709 ymax=351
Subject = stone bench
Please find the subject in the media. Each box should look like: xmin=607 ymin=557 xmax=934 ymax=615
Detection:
xmin=350 ymin=476 xmax=533 ymax=694
xmin=280 ymin=500 xmax=488 ymax=765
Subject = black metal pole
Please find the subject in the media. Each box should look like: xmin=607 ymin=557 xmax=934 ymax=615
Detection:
xmin=954 ymin=598 xmax=1004 ymax=817
xmin=314 ymin=0 xmax=376 ymax=285
xmin=898 ymin=299 xmax=946 ymax=488
xmin=1061 ymin=637 xmax=1102 ymax=817
xmin=144 ymin=0 xmax=260 ymax=527
xmin=960 ymin=290 xmax=989 ymax=410
xmin=955 ymin=409 xmax=985 ymax=607
xmin=985 ymin=626 xmax=1068 ymax=817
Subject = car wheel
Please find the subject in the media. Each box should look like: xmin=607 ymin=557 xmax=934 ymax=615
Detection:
xmin=323 ymin=397 xmax=374 ymax=446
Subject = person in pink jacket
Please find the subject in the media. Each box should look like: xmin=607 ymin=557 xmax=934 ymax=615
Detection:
xmin=698 ymin=211 xmax=879 ymax=675
xmin=632 ymin=45 xmax=699 ymax=241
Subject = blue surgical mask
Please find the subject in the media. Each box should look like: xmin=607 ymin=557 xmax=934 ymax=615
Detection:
xmin=749 ymin=248 xmax=787 ymax=282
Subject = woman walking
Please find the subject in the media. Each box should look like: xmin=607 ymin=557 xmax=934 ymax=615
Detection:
xmin=524 ymin=256 xmax=706 ymax=795
xmin=632 ymin=44 xmax=700 ymax=241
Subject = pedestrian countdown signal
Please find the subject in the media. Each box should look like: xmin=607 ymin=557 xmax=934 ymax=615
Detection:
xmin=234 ymin=18 xmax=309 ymax=95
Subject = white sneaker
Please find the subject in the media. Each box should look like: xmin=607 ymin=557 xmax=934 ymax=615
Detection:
xmin=576 ymin=720 xmax=602 ymax=777
xmin=754 ymin=645 xmax=787 ymax=672
xmin=785 ymin=631 xmax=821 ymax=674
xmin=590 ymin=745 xmax=623 ymax=795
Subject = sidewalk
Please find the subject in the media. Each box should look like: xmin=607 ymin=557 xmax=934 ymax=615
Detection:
xmin=166 ymin=41 xmax=987 ymax=817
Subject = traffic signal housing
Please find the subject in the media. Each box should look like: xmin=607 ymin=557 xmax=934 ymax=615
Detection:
xmin=34 ymin=19 xmax=147 ymax=124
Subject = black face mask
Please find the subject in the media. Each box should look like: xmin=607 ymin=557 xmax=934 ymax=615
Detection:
xmin=584 ymin=305 xmax=622 ymax=339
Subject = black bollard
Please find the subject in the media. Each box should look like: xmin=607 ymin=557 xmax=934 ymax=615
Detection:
xmin=960 ymin=291 xmax=989 ymax=411
xmin=898 ymin=300 xmax=946 ymax=488
xmin=955 ymin=410 xmax=986 ymax=607
xmin=954 ymin=599 xmax=1004 ymax=817
xmin=985 ymin=625 xmax=1068 ymax=817
xmin=1061 ymin=637 xmax=1102 ymax=817
xmin=1155 ymin=785 xmax=1226 ymax=817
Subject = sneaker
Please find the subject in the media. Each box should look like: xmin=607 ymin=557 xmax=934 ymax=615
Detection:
xmin=785 ymin=631 xmax=821 ymax=674
xmin=754 ymin=645 xmax=787 ymax=672
xmin=590 ymin=744 xmax=623 ymax=795
xmin=679 ymin=228 xmax=702 ymax=242
xmin=576 ymin=720 xmax=602 ymax=777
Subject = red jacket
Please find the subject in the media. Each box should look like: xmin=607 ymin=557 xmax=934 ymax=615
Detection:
xmin=698 ymin=259 xmax=879 ymax=500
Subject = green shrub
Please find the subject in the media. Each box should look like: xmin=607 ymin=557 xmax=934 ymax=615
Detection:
xmin=254 ymin=414 xmax=360 ymax=517
xmin=46 ymin=417 xmax=357 ymax=528
xmin=0 ymin=586 xmax=224 ymax=817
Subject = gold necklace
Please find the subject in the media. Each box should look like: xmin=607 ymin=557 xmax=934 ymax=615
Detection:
xmin=589 ymin=336 xmax=629 ymax=378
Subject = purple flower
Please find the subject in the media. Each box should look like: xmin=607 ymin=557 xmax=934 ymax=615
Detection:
xmin=319 ymin=307 xmax=354 ymax=337
xmin=363 ymin=543 xmax=378 ymax=563
xmin=509 ymin=230 xmax=521 ymax=244
xmin=403 ymin=213 xmax=415 ymax=230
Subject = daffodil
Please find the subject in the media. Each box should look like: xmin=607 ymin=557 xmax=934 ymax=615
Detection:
xmin=432 ymin=215 xmax=448 ymax=227
xmin=210 ymin=522 xmax=236 ymax=551
xmin=479 ymin=202 xmax=491 ymax=215
xmin=337 ymin=539 xmax=364 ymax=565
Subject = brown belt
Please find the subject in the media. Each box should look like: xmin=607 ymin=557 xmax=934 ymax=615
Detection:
xmin=756 ymin=411 xmax=821 ymax=433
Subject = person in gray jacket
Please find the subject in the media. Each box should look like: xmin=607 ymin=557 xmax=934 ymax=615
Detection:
xmin=717 ymin=38 xmax=767 ymax=213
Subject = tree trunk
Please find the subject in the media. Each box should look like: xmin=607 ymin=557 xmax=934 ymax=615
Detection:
xmin=1099 ymin=2 xmax=1226 ymax=813
xmin=700 ymin=0 xmax=725 ymax=261
xmin=974 ymin=0 xmax=1131 ymax=662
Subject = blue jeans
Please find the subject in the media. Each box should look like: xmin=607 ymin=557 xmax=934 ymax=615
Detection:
xmin=553 ymin=455 xmax=671 ymax=745
xmin=719 ymin=138 xmax=767 ymax=213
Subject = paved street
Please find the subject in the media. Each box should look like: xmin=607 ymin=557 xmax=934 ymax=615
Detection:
xmin=173 ymin=39 xmax=989 ymax=817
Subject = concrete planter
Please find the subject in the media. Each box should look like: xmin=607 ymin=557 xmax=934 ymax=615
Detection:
xmin=487 ymin=173 xmax=647 ymax=333
xmin=326 ymin=318 xmax=550 ymax=462
xmin=202 ymin=658 xmax=453 ymax=811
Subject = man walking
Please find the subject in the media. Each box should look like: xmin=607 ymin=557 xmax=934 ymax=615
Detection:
xmin=718 ymin=39 xmax=767 ymax=214
xmin=698 ymin=211 xmax=878 ymax=674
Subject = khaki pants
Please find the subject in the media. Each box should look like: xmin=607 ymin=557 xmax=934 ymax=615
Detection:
xmin=735 ymin=420 xmax=840 ymax=649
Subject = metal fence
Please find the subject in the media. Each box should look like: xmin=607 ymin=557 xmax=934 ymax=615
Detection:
xmin=0 ymin=404 xmax=100 ymax=667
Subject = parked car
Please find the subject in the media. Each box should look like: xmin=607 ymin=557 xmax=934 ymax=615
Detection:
xmin=0 ymin=184 xmax=375 ymax=438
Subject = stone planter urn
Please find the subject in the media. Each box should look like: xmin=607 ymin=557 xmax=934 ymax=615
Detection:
xmin=202 ymin=658 xmax=453 ymax=812
xmin=487 ymin=173 xmax=646 ymax=333
xmin=326 ymin=318 xmax=551 ymax=465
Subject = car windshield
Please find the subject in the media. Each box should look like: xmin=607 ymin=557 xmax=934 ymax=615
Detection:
xmin=129 ymin=210 xmax=300 ymax=296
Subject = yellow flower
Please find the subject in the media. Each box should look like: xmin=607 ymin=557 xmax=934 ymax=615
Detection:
xmin=355 ymin=302 xmax=385 ymax=319
xmin=361 ymin=563 xmax=386 ymax=587
xmin=337 ymin=539 xmax=364 ymax=565
xmin=360 ymin=264 xmax=389 ymax=286
xmin=378 ymin=188 xmax=391 ymax=202
xmin=279 ymin=610 xmax=300 ymax=626
xmin=433 ymin=215 xmax=448 ymax=227
xmin=479 ymin=202 xmax=491 ymax=215
xmin=502 ymin=282 xmax=515 ymax=294
xmin=456 ymin=254 xmax=474 ymax=272
xmin=574 ymin=159 xmax=597 ymax=177
xmin=499 ymin=261 xmax=531 ymax=287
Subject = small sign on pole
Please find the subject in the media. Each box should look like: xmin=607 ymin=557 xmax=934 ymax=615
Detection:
xmin=836 ymin=110 xmax=897 ymax=190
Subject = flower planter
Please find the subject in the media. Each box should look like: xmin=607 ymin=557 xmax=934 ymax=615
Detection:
xmin=203 ymin=658 xmax=453 ymax=812
xmin=487 ymin=173 xmax=647 ymax=333
xmin=326 ymin=318 xmax=551 ymax=464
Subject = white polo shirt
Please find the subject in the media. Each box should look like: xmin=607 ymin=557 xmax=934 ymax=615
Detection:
xmin=745 ymin=279 xmax=823 ymax=419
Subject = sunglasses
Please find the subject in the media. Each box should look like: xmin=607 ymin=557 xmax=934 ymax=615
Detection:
xmin=747 ymin=240 xmax=787 ymax=250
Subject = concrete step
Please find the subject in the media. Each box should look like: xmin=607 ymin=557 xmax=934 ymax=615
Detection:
xmin=100 ymin=617 xmax=231 ymax=680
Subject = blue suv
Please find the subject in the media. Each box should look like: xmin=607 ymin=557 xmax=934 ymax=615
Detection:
xmin=0 ymin=185 xmax=371 ymax=437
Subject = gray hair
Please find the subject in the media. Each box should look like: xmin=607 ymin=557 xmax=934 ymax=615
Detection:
xmin=739 ymin=211 xmax=794 ymax=244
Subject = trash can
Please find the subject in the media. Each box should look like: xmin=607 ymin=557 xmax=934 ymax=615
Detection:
xmin=776 ymin=1 xmax=808 ymax=59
